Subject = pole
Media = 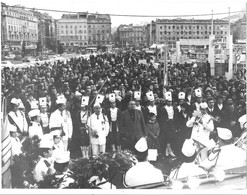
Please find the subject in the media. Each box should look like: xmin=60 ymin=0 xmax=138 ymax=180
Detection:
xmin=246 ymin=2 xmax=247 ymax=69
xmin=211 ymin=10 xmax=214 ymax=35
xmin=163 ymin=45 xmax=168 ymax=96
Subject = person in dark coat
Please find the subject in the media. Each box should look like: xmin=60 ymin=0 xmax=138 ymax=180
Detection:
xmin=173 ymin=103 xmax=192 ymax=159
xmin=120 ymin=100 xmax=147 ymax=152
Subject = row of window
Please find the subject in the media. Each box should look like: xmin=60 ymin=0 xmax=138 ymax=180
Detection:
xmin=5 ymin=10 xmax=33 ymax=21
xmin=7 ymin=33 xmax=37 ymax=41
xmin=159 ymin=25 xmax=227 ymax=30
xmin=60 ymin=35 xmax=87 ymax=40
xmin=159 ymin=31 xmax=227 ymax=35
xmin=121 ymin=37 xmax=144 ymax=41
xmin=8 ymin=25 xmax=37 ymax=34
xmin=121 ymin=33 xmax=144 ymax=37
xmin=60 ymin=25 xmax=87 ymax=29
xmin=60 ymin=30 xmax=87 ymax=34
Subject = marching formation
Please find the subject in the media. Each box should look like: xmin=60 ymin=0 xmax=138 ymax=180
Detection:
xmin=2 ymin=50 xmax=246 ymax=188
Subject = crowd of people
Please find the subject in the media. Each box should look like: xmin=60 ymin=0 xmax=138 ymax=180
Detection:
xmin=2 ymin=50 xmax=246 ymax=187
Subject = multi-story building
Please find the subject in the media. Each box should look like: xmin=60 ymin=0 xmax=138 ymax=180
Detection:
xmin=116 ymin=24 xmax=145 ymax=48
xmin=57 ymin=12 xmax=88 ymax=47
xmin=1 ymin=3 xmax=38 ymax=52
xmin=144 ymin=21 xmax=156 ymax=47
xmin=232 ymin=16 xmax=246 ymax=43
xmin=87 ymin=14 xmax=111 ymax=47
xmin=34 ymin=11 xmax=57 ymax=52
xmin=155 ymin=18 xmax=229 ymax=47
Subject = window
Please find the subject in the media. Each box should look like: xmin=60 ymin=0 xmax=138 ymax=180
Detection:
xmin=61 ymin=26 xmax=63 ymax=28
xmin=71 ymin=30 xmax=73 ymax=34
xmin=61 ymin=30 xmax=64 ymax=34
xmin=160 ymin=26 xmax=162 ymax=29
xmin=84 ymin=30 xmax=86 ymax=34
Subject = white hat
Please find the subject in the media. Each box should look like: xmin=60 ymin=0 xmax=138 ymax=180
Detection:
xmin=56 ymin=95 xmax=66 ymax=105
xmin=75 ymin=91 xmax=82 ymax=96
xmin=182 ymin=139 xmax=196 ymax=157
xmin=9 ymin=124 xmax=17 ymax=132
xmin=18 ymin=100 xmax=25 ymax=109
xmin=96 ymin=94 xmax=105 ymax=104
xmin=193 ymin=63 xmax=197 ymax=68
xmin=39 ymin=97 xmax=47 ymax=107
xmin=114 ymin=90 xmax=121 ymax=97
xmin=195 ymin=88 xmax=202 ymax=98
xmin=108 ymin=93 xmax=116 ymax=102
xmin=134 ymin=91 xmax=141 ymax=100
xmin=30 ymin=100 xmax=39 ymax=109
xmin=178 ymin=92 xmax=186 ymax=100
xmin=135 ymin=137 xmax=148 ymax=152
xmin=200 ymin=102 xmax=208 ymax=109
xmin=146 ymin=91 xmax=154 ymax=101
xmin=28 ymin=109 xmax=40 ymax=118
xmin=49 ymin=130 xmax=61 ymax=138
xmin=81 ymin=96 xmax=89 ymax=107
xmin=217 ymin=127 xmax=232 ymax=140
xmin=165 ymin=91 xmax=172 ymax=101
xmin=94 ymin=101 xmax=101 ymax=108
xmin=39 ymin=136 xmax=53 ymax=149
xmin=11 ymin=98 xmax=19 ymax=106
xmin=55 ymin=151 xmax=70 ymax=163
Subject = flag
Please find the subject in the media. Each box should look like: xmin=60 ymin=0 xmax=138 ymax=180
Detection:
xmin=1 ymin=97 xmax=12 ymax=188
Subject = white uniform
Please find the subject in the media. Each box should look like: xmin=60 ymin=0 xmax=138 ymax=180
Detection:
xmin=49 ymin=109 xmax=73 ymax=151
xmin=186 ymin=114 xmax=214 ymax=147
xmin=123 ymin=161 xmax=164 ymax=187
xmin=87 ymin=113 xmax=109 ymax=145
xmin=7 ymin=111 xmax=28 ymax=134
xmin=28 ymin=121 xmax=43 ymax=138
xmin=10 ymin=137 xmax=22 ymax=156
xmin=33 ymin=157 xmax=55 ymax=182
xmin=87 ymin=113 xmax=109 ymax=155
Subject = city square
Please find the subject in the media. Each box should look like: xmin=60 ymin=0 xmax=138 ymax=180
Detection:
xmin=1 ymin=0 xmax=246 ymax=191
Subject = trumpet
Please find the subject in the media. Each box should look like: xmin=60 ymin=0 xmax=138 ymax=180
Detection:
xmin=209 ymin=115 xmax=221 ymax=123
xmin=84 ymin=124 xmax=99 ymax=138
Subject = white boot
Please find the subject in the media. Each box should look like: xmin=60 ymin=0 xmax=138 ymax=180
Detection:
xmin=167 ymin=144 xmax=176 ymax=157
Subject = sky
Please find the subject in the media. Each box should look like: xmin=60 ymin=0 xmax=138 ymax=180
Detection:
xmin=5 ymin=0 xmax=247 ymax=27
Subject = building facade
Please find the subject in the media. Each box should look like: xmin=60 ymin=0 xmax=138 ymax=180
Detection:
xmin=87 ymin=14 xmax=111 ymax=47
xmin=232 ymin=16 xmax=246 ymax=43
xmin=155 ymin=18 xmax=229 ymax=47
xmin=57 ymin=12 xmax=88 ymax=47
xmin=116 ymin=24 xmax=145 ymax=48
xmin=1 ymin=3 xmax=38 ymax=52
xmin=34 ymin=11 xmax=57 ymax=52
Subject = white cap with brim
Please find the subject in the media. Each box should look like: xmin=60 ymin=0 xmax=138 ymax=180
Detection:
xmin=9 ymin=124 xmax=17 ymax=132
xmin=182 ymin=139 xmax=196 ymax=157
xmin=94 ymin=102 xmax=101 ymax=108
xmin=217 ymin=127 xmax=232 ymax=140
xmin=55 ymin=151 xmax=70 ymax=163
xmin=28 ymin=109 xmax=40 ymax=118
xmin=75 ymin=91 xmax=82 ymax=96
xmin=56 ymin=95 xmax=67 ymax=105
xmin=49 ymin=130 xmax=61 ymax=138
xmin=39 ymin=136 xmax=53 ymax=149
xmin=200 ymin=102 xmax=208 ymax=109
xmin=11 ymin=98 xmax=19 ymax=106
xmin=135 ymin=137 xmax=148 ymax=153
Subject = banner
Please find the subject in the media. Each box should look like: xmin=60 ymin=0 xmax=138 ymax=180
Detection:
xmin=1 ymin=97 xmax=12 ymax=188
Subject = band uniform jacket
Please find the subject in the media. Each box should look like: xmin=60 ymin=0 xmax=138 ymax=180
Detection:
xmin=7 ymin=110 xmax=28 ymax=135
xmin=87 ymin=113 xmax=110 ymax=145
xmin=49 ymin=109 xmax=73 ymax=140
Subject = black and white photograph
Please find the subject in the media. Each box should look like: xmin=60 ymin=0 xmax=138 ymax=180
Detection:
xmin=1 ymin=0 xmax=246 ymax=192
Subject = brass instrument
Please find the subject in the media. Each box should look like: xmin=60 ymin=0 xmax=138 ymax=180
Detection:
xmin=209 ymin=115 xmax=221 ymax=123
